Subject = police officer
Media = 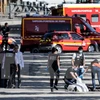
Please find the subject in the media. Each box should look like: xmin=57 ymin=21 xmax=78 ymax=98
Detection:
xmin=1 ymin=23 xmax=10 ymax=51
xmin=72 ymin=46 xmax=85 ymax=79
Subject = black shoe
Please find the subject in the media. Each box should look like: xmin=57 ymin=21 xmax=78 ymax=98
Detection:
xmin=51 ymin=88 xmax=53 ymax=92
xmin=54 ymin=86 xmax=58 ymax=90
xmin=64 ymin=85 xmax=68 ymax=89
xmin=12 ymin=84 xmax=15 ymax=88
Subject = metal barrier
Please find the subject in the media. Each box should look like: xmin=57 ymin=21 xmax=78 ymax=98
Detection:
xmin=0 ymin=52 xmax=15 ymax=88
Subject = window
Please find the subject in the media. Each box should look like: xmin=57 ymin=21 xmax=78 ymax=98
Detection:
xmin=43 ymin=32 xmax=53 ymax=40
xmin=80 ymin=14 xmax=86 ymax=21
xmin=48 ymin=23 xmax=71 ymax=31
xmin=60 ymin=33 xmax=70 ymax=40
xmin=76 ymin=0 xmax=90 ymax=3
xmin=91 ymin=14 xmax=99 ymax=22
xmin=70 ymin=33 xmax=82 ymax=40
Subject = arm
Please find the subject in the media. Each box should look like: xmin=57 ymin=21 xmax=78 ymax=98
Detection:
xmin=15 ymin=54 xmax=19 ymax=72
xmin=72 ymin=53 xmax=76 ymax=67
xmin=70 ymin=72 xmax=77 ymax=80
xmin=57 ymin=55 xmax=60 ymax=69
xmin=47 ymin=54 xmax=50 ymax=68
xmin=92 ymin=62 xmax=100 ymax=68
xmin=83 ymin=55 xmax=85 ymax=67
xmin=20 ymin=52 xmax=24 ymax=68
xmin=83 ymin=66 xmax=90 ymax=75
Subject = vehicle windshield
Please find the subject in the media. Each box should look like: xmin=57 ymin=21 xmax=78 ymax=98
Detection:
xmin=81 ymin=19 xmax=96 ymax=32
xmin=42 ymin=32 xmax=53 ymax=40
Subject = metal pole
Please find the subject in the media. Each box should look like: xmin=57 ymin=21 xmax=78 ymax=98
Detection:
xmin=9 ymin=0 xmax=12 ymax=19
xmin=1 ymin=0 xmax=2 ymax=18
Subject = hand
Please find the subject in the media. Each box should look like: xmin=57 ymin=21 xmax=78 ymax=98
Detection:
xmin=58 ymin=67 xmax=60 ymax=71
xmin=79 ymin=74 xmax=83 ymax=79
xmin=16 ymin=67 xmax=18 ymax=72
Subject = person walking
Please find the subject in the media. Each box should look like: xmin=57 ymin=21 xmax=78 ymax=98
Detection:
xmin=8 ymin=44 xmax=16 ymax=88
xmin=72 ymin=46 xmax=85 ymax=79
xmin=48 ymin=47 xmax=60 ymax=92
xmin=14 ymin=44 xmax=24 ymax=88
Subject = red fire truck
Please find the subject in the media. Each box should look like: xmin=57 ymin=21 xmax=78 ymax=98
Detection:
xmin=52 ymin=3 xmax=100 ymax=32
xmin=20 ymin=15 xmax=100 ymax=53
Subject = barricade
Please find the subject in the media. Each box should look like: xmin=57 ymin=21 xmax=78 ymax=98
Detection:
xmin=0 ymin=52 xmax=15 ymax=88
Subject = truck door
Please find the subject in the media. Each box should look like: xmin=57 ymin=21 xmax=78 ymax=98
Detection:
xmin=70 ymin=32 xmax=85 ymax=50
xmin=58 ymin=33 xmax=72 ymax=51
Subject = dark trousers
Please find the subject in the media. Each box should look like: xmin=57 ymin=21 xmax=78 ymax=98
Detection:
xmin=10 ymin=64 xmax=16 ymax=86
xmin=50 ymin=70 xmax=60 ymax=88
xmin=16 ymin=64 xmax=21 ymax=87
xmin=2 ymin=36 xmax=8 ymax=51
xmin=64 ymin=78 xmax=76 ymax=88
xmin=12 ymin=64 xmax=21 ymax=87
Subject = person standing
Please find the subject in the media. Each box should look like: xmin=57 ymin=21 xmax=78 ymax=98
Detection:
xmin=48 ymin=47 xmax=60 ymax=92
xmin=14 ymin=44 xmax=24 ymax=88
xmin=1 ymin=23 xmax=10 ymax=51
xmin=84 ymin=59 xmax=100 ymax=91
xmin=1 ymin=23 xmax=10 ymax=36
xmin=72 ymin=46 xmax=85 ymax=79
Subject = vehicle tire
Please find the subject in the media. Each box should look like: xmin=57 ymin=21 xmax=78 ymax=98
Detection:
xmin=31 ymin=48 xmax=39 ymax=53
xmin=88 ymin=45 xmax=95 ymax=52
xmin=55 ymin=45 xmax=62 ymax=53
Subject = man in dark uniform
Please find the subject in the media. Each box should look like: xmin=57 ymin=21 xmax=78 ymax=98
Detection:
xmin=1 ymin=23 xmax=10 ymax=51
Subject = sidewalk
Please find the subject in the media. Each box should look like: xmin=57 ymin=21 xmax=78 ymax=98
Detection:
xmin=0 ymin=18 xmax=21 ymax=25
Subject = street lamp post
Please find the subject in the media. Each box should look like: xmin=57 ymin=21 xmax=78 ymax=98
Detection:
xmin=36 ymin=0 xmax=39 ymax=14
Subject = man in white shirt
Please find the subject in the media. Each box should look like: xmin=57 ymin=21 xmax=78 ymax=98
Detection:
xmin=14 ymin=44 xmax=24 ymax=88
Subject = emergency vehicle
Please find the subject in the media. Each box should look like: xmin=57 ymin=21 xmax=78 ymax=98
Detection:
xmin=20 ymin=15 xmax=100 ymax=53
xmin=39 ymin=31 xmax=91 ymax=53
xmin=52 ymin=3 xmax=100 ymax=32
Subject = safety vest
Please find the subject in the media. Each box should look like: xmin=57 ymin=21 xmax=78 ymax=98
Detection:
xmin=74 ymin=53 xmax=84 ymax=66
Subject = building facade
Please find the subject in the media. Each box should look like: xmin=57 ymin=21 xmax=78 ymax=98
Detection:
xmin=0 ymin=0 xmax=18 ymax=14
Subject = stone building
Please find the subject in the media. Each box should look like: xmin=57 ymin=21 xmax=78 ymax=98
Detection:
xmin=0 ymin=0 xmax=18 ymax=14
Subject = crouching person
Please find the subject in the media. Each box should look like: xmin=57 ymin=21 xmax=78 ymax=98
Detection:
xmin=64 ymin=66 xmax=78 ymax=89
